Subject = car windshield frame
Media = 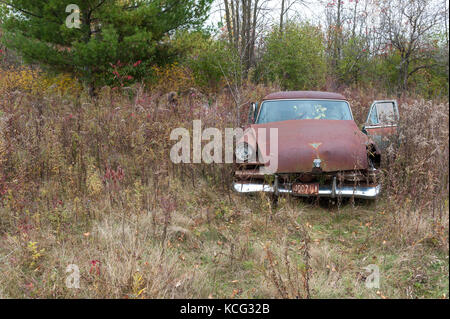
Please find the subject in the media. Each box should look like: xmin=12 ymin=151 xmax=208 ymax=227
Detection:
xmin=255 ymin=99 xmax=354 ymax=124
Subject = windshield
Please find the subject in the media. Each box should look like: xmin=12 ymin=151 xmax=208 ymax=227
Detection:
xmin=256 ymin=100 xmax=353 ymax=124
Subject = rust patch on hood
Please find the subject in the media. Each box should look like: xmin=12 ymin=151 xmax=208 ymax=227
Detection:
xmin=244 ymin=119 xmax=370 ymax=173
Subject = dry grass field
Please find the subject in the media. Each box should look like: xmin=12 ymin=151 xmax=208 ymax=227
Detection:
xmin=0 ymin=79 xmax=448 ymax=299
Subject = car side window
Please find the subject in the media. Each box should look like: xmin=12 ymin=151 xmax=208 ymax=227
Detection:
xmin=368 ymin=106 xmax=378 ymax=125
xmin=376 ymin=102 xmax=397 ymax=124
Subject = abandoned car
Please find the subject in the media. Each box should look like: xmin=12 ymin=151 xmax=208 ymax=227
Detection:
xmin=233 ymin=91 xmax=399 ymax=199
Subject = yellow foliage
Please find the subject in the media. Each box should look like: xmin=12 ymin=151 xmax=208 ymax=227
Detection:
xmin=47 ymin=73 xmax=82 ymax=96
xmin=0 ymin=66 xmax=46 ymax=94
xmin=27 ymin=241 xmax=45 ymax=268
xmin=87 ymin=166 xmax=103 ymax=198
xmin=150 ymin=63 xmax=195 ymax=93
xmin=0 ymin=66 xmax=81 ymax=96
xmin=131 ymin=271 xmax=146 ymax=298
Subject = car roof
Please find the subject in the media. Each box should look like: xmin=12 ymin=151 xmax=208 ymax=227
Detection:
xmin=262 ymin=91 xmax=346 ymax=101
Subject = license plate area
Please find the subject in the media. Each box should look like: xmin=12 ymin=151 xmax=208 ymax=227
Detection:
xmin=292 ymin=183 xmax=319 ymax=195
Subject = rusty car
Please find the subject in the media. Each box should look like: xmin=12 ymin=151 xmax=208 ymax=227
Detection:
xmin=233 ymin=91 xmax=399 ymax=200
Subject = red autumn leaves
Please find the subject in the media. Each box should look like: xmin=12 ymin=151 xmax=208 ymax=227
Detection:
xmin=103 ymin=165 xmax=124 ymax=186
xmin=89 ymin=259 xmax=101 ymax=276
xmin=110 ymin=59 xmax=142 ymax=89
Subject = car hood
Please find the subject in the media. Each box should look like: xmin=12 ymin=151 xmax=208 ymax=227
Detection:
xmin=248 ymin=119 xmax=370 ymax=173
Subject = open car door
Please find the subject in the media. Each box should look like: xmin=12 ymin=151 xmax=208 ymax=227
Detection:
xmin=363 ymin=100 xmax=399 ymax=149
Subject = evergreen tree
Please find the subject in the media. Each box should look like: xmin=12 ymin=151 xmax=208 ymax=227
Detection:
xmin=0 ymin=0 xmax=212 ymax=93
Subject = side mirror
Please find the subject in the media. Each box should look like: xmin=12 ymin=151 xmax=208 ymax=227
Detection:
xmin=248 ymin=102 xmax=258 ymax=124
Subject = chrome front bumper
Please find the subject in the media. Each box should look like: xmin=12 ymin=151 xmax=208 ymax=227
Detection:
xmin=232 ymin=182 xmax=381 ymax=199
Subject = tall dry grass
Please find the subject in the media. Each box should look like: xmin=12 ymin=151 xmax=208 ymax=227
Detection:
xmin=0 ymin=70 xmax=448 ymax=298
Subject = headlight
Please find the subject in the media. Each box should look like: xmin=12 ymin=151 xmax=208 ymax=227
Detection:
xmin=235 ymin=143 xmax=255 ymax=162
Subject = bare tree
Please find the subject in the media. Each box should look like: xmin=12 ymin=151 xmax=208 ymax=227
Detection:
xmin=321 ymin=0 xmax=345 ymax=70
xmin=444 ymin=0 xmax=449 ymax=46
xmin=280 ymin=0 xmax=285 ymax=33
xmin=279 ymin=0 xmax=307 ymax=35
xmin=223 ymin=0 xmax=263 ymax=73
xmin=378 ymin=0 xmax=446 ymax=91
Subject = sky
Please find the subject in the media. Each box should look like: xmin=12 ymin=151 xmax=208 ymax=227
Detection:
xmin=204 ymin=0 xmax=450 ymax=36
xmin=204 ymin=0 xmax=326 ymax=32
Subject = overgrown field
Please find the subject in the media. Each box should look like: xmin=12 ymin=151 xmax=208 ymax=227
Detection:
xmin=0 ymin=78 xmax=448 ymax=298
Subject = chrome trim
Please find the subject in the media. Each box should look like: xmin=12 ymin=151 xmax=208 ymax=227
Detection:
xmin=233 ymin=182 xmax=381 ymax=199
xmin=364 ymin=124 xmax=398 ymax=129
xmin=313 ymin=158 xmax=322 ymax=168
xmin=331 ymin=176 xmax=337 ymax=198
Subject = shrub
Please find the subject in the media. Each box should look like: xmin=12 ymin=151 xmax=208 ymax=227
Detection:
xmin=0 ymin=66 xmax=81 ymax=96
xmin=256 ymin=22 xmax=327 ymax=90
xmin=171 ymin=31 xmax=242 ymax=92
xmin=150 ymin=63 xmax=196 ymax=93
xmin=336 ymin=36 xmax=371 ymax=86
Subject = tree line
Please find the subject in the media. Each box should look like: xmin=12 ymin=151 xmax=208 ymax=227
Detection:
xmin=0 ymin=0 xmax=448 ymax=97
